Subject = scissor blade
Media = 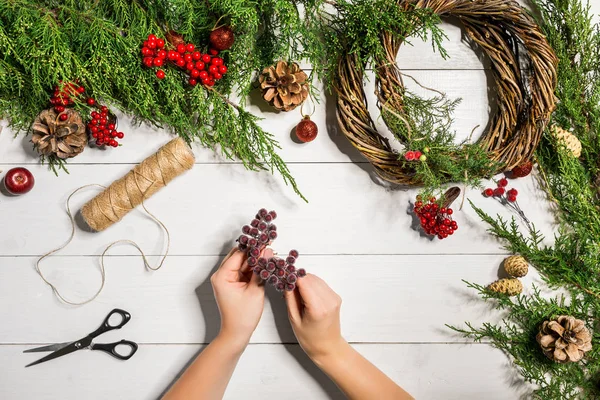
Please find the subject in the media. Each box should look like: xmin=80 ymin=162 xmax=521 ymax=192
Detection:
xmin=25 ymin=340 xmax=85 ymax=368
xmin=23 ymin=342 xmax=73 ymax=353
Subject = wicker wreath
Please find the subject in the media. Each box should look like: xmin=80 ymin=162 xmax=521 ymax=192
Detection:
xmin=335 ymin=0 xmax=558 ymax=185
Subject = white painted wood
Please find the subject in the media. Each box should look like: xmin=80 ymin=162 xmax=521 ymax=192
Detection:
xmin=0 ymin=254 xmax=545 ymax=344
xmin=0 ymin=163 xmax=555 ymax=256
xmin=2 ymin=2 xmax=593 ymax=397
xmin=3 ymin=343 xmax=530 ymax=399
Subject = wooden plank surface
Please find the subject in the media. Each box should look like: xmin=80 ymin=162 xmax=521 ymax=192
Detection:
xmin=3 ymin=2 xmax=599 ymax=398
xmin=0 ymin=254 xmax=545 ymax=344
xmin=3 ymin=344 xmax=527 ymax=400
xmin=0 ymin=163 xmax=555 ymax=257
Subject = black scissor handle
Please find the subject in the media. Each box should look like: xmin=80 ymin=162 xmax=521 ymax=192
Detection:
xmin=91 ymin=340 xmax=138 ymax=361
xmin=89 ymin=309 xmax=131 ymax=339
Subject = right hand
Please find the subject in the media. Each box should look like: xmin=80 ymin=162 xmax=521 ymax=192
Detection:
xmin=284 ymin=274 xmax=346 ymax=360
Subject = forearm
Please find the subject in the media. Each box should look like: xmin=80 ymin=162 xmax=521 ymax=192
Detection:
xmin=162 ymin=332 xmax=247 ymax=400
xmin=312 ymin=341 xmax=413 ymax=400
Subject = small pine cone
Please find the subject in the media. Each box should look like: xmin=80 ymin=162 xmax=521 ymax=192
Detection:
xmin=487 ymin=278 xmax=522 ymax=296
xmin=503 ymin=255 xmax=529 ymax=278
xmin=31 ymin=108 xmax=87 ymax=159
xmin=536 ymin=315 xmax=592 ymax=363
xmin=259 ymin=61 xmax=309 ymax=111
xmin=551 ymin=125 xmax=582 ymax=158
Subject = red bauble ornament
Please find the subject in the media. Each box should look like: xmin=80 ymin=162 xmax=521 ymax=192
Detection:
xmin=209 ymin=26 xmax=235 ymax=51
xmin=295 ymin=116 xmax=318 ymax=143
xmin=511 ymin=161 xmax=533 ymax=178
xmin=4 ymin=168 xmax=35 ymax=195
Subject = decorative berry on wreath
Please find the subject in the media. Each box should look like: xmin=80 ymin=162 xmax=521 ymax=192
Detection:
xmin=334 ymin=0 xmax=558 ymax=189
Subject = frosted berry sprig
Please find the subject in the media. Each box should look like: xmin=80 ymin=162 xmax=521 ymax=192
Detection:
xmin=413 ymin=196 xmax=458 ymax=240
xmin=237 ymin=208 xmax=279 ymax=254
xmin=251 ymin=250 xmax=306 ymax=292
xmin=483 ymin=178 xmax=531 ymax=228
xmin=141 ymin=33 xmax=228 ymax=87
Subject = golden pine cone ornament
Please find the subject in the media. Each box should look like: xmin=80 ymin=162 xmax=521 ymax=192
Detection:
xmin=31 ymin=108 xmax=87 ymax=159
xmin=487 ymin=278 xmax=522 ymax=296
xmin=259 ymin=61 xmax=309 ymax=111
xmin=503 ymin=255 xmax=529 ymax=278
xmin=551 ymin=125 xmax=582 ymax=158
xmin=536 ymin=315 xmax=592 ymax=363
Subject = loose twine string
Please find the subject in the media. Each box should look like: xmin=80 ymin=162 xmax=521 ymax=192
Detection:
xmin=36 ymin=137 xmax=195 ymax=305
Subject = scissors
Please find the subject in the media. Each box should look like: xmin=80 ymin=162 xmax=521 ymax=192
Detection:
xmin=24 ymin=308 xmax=138 ymax=368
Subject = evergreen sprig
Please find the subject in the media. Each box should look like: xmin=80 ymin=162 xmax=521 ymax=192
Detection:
xmin=455 ymin=0 xmax=600 ymax=397
xmin=0 ymin=0 xmax=335 ymax=200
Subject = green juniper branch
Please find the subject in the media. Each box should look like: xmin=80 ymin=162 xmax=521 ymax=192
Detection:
xmin=455 ymin=0 xmax=600 ymax=397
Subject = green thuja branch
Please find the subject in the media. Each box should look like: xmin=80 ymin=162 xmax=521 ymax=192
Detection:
xmin=0 ymin=0 xmax=336 ymax=199
xmin=457 ymin=0 xmax=600 ymax=397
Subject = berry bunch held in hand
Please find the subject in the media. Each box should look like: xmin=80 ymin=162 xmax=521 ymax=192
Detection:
xmin=413 ymin=196 xmax=458 ymax=240
xmin=140 ymin=33 xmax=228 ymax=87
xmin=238 ymin=208 xmax=279 ymax=253
xmin=237 ymin=208 xmax=306 ymax=291
xmin=252 ymin=250 xmax=306 ymax=292
xmin=86 ymin=105 xmax=124 ymax=148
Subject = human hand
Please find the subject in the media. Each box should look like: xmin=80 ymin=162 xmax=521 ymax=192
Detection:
xmin=284 ymin=274 xmax=346 ymax=361
xmin=211 ymin=246 xmax=272 ymax=347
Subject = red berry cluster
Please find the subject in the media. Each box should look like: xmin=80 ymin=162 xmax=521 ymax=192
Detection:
xmin=413 ymin=197 xmax=458 ymax=239
xmin=141 ymin=34 xmax=228 ymax=87
xmin=237 ymin=208 xmax=306 ymax=292
xmin=49 ymin=82 xmax=100 ymax=121
xmin=252 ymin=250 xmax=306 ymax=292
xmin=482 ymin=178 xmax=531 ymax=228
xmin=86 ymin=106 xmax=124 ymax=148
xmin=49 ymin=82 xmax=85 ymax=119
xmin=404 ymin=150 xmax=423 ymax=161
xmin=483 ymin=178 xmax=518 ymax=202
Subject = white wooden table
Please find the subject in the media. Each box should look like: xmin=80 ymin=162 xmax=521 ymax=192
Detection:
xmin=1 ymin=4 xmax=597 ymax=397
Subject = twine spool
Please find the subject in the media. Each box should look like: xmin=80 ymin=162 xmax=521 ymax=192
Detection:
xmin=81 ymin=137 xmax=195 ymax=231
xmin=36 ymin=137 xmax=194 ymax=305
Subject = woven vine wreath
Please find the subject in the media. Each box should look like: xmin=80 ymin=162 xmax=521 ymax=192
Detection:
xmin=335 ymin=0 xmax=558 ymax=185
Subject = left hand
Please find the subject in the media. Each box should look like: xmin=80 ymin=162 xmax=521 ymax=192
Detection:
xmin=210 ymin=246 xmax=271 ymax=346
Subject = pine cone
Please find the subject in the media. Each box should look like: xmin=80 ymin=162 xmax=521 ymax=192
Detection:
xmin=31 ymin=108 xmax=87 ymax=159
xmin=551 ymin=125 xmax=582 ymax=158
xmin=536 ymin=315 xmax=592 ymax=363
xmin=503 ymin=255 xmax=529 ymax=278
xmin=259 ymin=61 xmax=309 ymax=111
xmin=487 ymin=278 xmax=522 ymax=296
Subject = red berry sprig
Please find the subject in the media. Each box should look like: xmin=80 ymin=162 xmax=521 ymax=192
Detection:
xmin=140 ymin=33 xmax=228 ymax=87
xmin=86 ymin=105 xmax=124 ymax=148
xmin=404 ymin=147 xmax=429 ymax=162
xmin=413 ymin=196 xmax=458 ymax=240
xmin=49 ymin=82 xmax=86 ymax=113
xmin=237 ymin=208 xmax=306 ymax=292
xmin=483 ymin=179 xmax=531 ymax=228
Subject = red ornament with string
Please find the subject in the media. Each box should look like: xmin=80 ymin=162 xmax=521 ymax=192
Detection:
xmin=295 ymin=93 xmax=318 ymax=143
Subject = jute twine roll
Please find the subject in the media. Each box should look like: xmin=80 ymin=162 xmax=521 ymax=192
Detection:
xmin=81 ymin=137 xmax=195 ymax=231
xmin=36 ymin=137 xmax=194 ymax=305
